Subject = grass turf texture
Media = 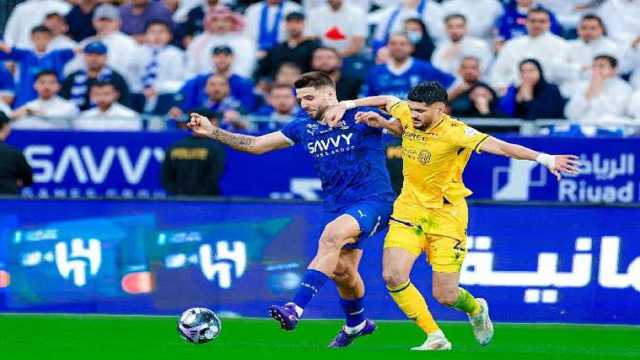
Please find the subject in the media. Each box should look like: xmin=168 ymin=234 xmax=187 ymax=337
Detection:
xmin=1 ymin=315 xmax=638 ymax=360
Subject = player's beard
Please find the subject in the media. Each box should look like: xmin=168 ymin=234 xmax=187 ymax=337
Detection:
xmin=310 ymin=104 xmax=328 ymax=121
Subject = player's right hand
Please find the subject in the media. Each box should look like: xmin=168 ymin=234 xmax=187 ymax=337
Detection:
xmin=322 ymin=103 xmax=347 ymax=127
xmin=355 ymin=111 xmax=386 ymax=129
xmin=187 ymin=112 xmax=215 ymax=137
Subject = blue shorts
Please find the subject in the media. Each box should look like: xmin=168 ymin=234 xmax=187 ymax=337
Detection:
xmin=323 ymin=198 xmax=394 ymax=249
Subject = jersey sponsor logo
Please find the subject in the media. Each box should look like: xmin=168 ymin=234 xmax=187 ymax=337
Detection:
xmin=306 ymin=133 xmax=354 ymax=155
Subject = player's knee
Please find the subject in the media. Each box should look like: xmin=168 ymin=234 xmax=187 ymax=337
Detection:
xmin=382 ymin=267 xmax=408 ymax=289
xmin=433 ymin=287 xmax=457 ymax=306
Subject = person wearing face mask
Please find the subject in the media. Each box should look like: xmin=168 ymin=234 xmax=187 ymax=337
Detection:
xmin=403 ymin=18 xmax=435 ymax=62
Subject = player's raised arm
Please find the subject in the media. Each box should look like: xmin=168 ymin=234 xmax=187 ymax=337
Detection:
xmin=478 ymin=136 xmax=580 ymax=180
xmin=323 ymin=95 xmax=402 ymax=127
xmin=354 ymin=111 xmax=403 ymax=137
xmin=187 ymin=112 xmax=291 ymax=155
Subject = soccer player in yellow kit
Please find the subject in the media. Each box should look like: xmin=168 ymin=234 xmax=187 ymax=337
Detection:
xmin=324 ymin=81 xmax=580 ymax=351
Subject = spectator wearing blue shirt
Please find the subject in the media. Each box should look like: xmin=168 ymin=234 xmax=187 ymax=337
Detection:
xmin=253 ymin=83 xmax=303 ymax=133
xmin=499 ymin=58 xmax=566 ymax=120
xmin=0 ymin=25 xmax=75 ymax=108
xmin=494 ymin=0 xmax=562 ymax=43
xmin=0 ymin=63 xmax=16 ymax=107
xmin=65 ymin=0 xmax=98 ymax=42
xmin=171 ymin=45 xmax=256 ymax=119
xmin=365 ymin=32 xmax=454 ymax=98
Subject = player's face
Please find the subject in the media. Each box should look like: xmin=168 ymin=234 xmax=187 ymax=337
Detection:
xmin=145 ymin=24 xmax=172 ymax=46
xmin=578 ymin=19 xmax=603 ymax=42
xmin=296 ymin=86 xmax=333 ymax=120
xmin=526 ymin=13 xmax=550 ymax=37
xmin=407 ymin=101 xmax=442 ymax=130
xmin=34 ymin=75 xmax=60 ymax=99
xmin=388 ymin=35 xmax=414 ymax=62
xmin=446 ymin=18 xmax=466 ymax=42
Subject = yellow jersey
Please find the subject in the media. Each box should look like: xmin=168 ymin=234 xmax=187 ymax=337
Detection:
xmin=389 ymin=101 xmax=489 ymax=213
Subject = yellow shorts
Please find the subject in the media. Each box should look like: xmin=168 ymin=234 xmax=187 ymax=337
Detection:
xmin=384 ymin=202 xmax=468 ymax=273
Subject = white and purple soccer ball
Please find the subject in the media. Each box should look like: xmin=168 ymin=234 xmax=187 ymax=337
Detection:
xmin=177 ymin=307 xmax=221 ymax=344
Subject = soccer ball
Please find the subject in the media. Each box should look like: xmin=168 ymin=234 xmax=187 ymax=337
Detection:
xmin=177 ymin=307 xmax=221 ymax=344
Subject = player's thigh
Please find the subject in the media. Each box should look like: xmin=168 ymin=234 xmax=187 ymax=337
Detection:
xmin=383 ymin=220 xmax=426 ymax=259
xmin=382 ymin=246 xmax=420 ymax=286
xmin=425 ymin=233 xmax=467 ymax=274
xmin=342 ymin=199 xmax=393 ymax=239
xmin=321 ymin=214 xmax=362 ymax=247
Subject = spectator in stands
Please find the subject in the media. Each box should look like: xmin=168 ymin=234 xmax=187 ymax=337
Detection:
xmin=162 ymin=108 xmax=226 ymax=196
xmin=194 ymin=74 xmax=249 ymax=131
xmin=62 ymin=41 xmax=131 ymax=111
xmin=303 ymin=0 xmax=372 ymax=12
xmin=431 ymin=14 xmax=493 ymax=76
xmin=129 ymin=20 xmax=185 ymax=114
xmin=494 ymin=0 xmax=562 ymax=45
xmin=186 ymin=6 xmax=255 ymax=78
xmin=69 ymin=4 xmax=139 ymax=78
xmin=565 ymin=55 xmax=632 ymax=128
xmin=371 ymin=0 xmax=445 ymax=51
xmin=627 ymin=90 xmax=640 ymax=120
xmin=119 ymin=0 xmax=175 ymax=43
xmin=0 ymin=112 xmax=33 ymax=195
xmin=403 ymin=17 xmax=435 ymax=62
xmin=537 ymin=0 xmax=603 ymax=31
xmin=307 ymin=0 xmax=367 ymax=58
xmin=311 ymin=47 xmax=362 ymax=100
xmin=599 ymin=0 xmax=640 ymax=47
xmin=65 ymin=0 xmax=99 ymax=42
xmin=178 ymin=0 xmax=220 ymax=47
xmin=74 ymin=80 xmax=141 ymax=131
xmin=254 ymin=83 xmax=301 ymax=132
xmin=441 ymin=0 xmax=503 ymax=40
xmin=11 ymin=70 xmax=79 ymax=129
xmin=460 ymin=82 xmax=505 ymax=118
xmin=172 ymin=45 xmax=256 ymax=119
xmin=0 ymin=26 xmax=75 ymax=108
xmin=448 ymin=56 xmax=483 ymax=115
xmin=499 ymin=58 xmax=566 ymax=120
xmin=490 ymin=8 xmax=569 ymax=95
xmin=255 ymin=12 xmax=320 ymax=84
xmin=3 ymin=0 xmax=71 ymax=48
xmin=44 ymin=12 xmax=77 ymax=51
xmin=365 ymin=32 xmax=454 ymax=98
xmin=0 ymin=63 xmax=15 ymax=107
xmin=243 ymin=0 xmax=303 ymax=55
xmin=562 ymin=14 xmax=623 ymax=95
xmin=273 ymin=62 xmax=302 ymax=87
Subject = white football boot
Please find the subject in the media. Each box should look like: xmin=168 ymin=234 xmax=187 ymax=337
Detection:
xmin=468 ymin=298 xmax=494 ymax=346
xmin=410 ymin=330 xmax=452 ymax=351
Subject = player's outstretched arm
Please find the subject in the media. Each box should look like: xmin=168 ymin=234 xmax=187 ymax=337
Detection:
xmin=187 ymin=112 xmax=291 ymax=155
xmin=479 ymin=137 xmax=580 ymax=180
xmin=354 ymin=111 xmax=403 ymax=137
xmin=323 ymin=96 xmax=402 ymax=127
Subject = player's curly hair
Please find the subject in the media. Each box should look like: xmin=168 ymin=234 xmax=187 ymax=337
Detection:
xmin=407 ymin=81 xmax=448 ymax=106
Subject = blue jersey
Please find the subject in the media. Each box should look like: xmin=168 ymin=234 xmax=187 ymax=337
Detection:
xmin=365 ymin=58 xmax=455 ymax=99
xmin=280 ymin=107 xmax=394 ymax=211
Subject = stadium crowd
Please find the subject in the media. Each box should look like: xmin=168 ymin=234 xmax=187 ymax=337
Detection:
xmin=0 ymin=0 xmax=639 ymax=136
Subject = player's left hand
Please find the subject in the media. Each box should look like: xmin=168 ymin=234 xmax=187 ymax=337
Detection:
xmin=549 ymin=154 xmax=581 ymax=180
xmin=322 ymin=103 xmax=347 ymax=127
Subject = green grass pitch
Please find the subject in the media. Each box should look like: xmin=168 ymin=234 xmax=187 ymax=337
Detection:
xmin=1 ymin=314 xmax=638 ymax=360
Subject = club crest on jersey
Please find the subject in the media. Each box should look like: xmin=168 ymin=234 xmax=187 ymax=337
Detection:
xmin=418 ymin=150 xmax=432 ymax=165
xmin=306 ymin=123 xmax=320 ymax=135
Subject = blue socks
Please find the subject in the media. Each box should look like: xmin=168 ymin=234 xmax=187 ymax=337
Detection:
xmin=339 ymin=297 xmax=366 ymax=327
xmin=292 ymin=269 xmax=329 ymax=312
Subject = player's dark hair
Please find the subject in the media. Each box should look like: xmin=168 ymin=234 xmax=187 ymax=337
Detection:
xmin=31 ymin=25 xmax=52 ymax=35
xmin=294 ymin=71 xmax=335 ymax=90
xmin=145 ymin=19 xmax=172 ymax=33
xmin=444 ymin=13 xmax=466 ymax=24
xmin=594 ymin=54 xmax=617 ymax=68
xmin=35 ymin=69 xmax=59 ymax=82
xmin=581 ymin=14 xmax=607 ymax=35
xmin=407 ymin=81 xmax=448 ymax=106
xmin=527 ymin=7 xmax=551 ymax=19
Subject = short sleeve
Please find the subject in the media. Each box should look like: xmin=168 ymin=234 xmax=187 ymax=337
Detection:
xmin=388 ymin=101 xmax=412 ymax=128
xmin=280 ymin=120 xmax=303 ymax=145
xmin=445 ymin=121 xmax=490 ymax=154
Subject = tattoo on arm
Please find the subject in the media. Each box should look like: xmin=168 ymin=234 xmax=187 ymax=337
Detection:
xmin=210 ymin=127 xmax=257 ymax=153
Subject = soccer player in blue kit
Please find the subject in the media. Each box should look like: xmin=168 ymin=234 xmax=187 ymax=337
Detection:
xmin=187 ymin=72 xmax=395 ymax=347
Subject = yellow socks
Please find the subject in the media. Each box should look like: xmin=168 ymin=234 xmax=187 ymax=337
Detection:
xmin=387 ymin=280 xmax=440 ymax=334
xmin=451 ymin=287 xmax=481 ymax=316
